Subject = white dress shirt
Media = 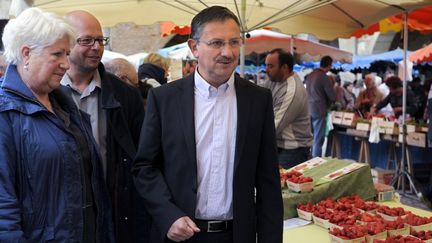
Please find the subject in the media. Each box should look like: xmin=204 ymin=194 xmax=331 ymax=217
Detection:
xmin=194 ymin=71 xmax=237 ymax=220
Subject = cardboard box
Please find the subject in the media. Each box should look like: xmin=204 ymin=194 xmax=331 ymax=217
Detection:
xmin=347 ymin=128 xmax=368 ymax=138
xmin=287 ymin=181 xmax=313 ymax=193
xmin=328 ymin=222 xmax=344 ymax=230
xmin=420 ymin=126 xmax=428 ymax=133
xmin=409 ymin=222 xmax=432 ymax=232
xmin=376 ymin=211 xmax=406 ymax=221
xmin=406 ymin=124 xmax=416 ymax=133
xmin=365 ymin=230 xmax=387 ymax=243
xmin=371 ymin=168 xmax=395 ymax=185
xmin=406 ymin=132 xmax=427 ymax=148
xmin=356 ymin=122 xmax=370 ymax=131
xmin=313 ymin=215 xmax=330 ymax=229
xmin=296 ymin=208 xmax=313 ymax=221
xmin=329 ymin=234 xmax=365 ymax=243
xmin=377 ymin=190 xmax=395 ymax=202
xmin=411 ymin=230 xmax=432 ymax=242
xmin=378 ymin=121 xmax=398 ymax=135
xmin=374 ymin=182 xmax=395 ymax=201
xmin=332 ymin=111 xmax=344 ymax=124
xmin=387 ymin=226 xmax=410 ymax=237
xmin=342 ymin=112 xmax=356 ymax=127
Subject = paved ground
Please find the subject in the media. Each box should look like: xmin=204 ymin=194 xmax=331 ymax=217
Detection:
xmin=398 ymin=189 xmax=432 ymax=212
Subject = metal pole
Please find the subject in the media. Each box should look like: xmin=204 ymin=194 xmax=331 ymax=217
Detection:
xmin=290 ymin=37 xmax=294 ymax=54
xmin=240 ymin=0 xmax=246 ymax=78
xmin=400 ymin=11 xmax=408 ymax=192
xmin=402 ymin=11 xmax=407 ymax=130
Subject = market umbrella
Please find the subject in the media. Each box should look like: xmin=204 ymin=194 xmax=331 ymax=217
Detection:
xmin=30 ymin=0 xmax=432 ymax=41
xmin=27 ymin=0 xmax=431 ymax=77
xmin=157 ymin=29 xmax=352 ymax=63
xmin=340 ymin=48 xmax=409 ymax=71
xmin=352 ymin=6 xmax=432 ymax=38
xmin=410 ymin=43 xmax=432 ymax=64
xmin=244 ymin=29 xmax=352 ymax=63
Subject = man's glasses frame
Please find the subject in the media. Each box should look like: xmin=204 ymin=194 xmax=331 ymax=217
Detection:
xmin=195 ymin=38 xmax=243 ymax=49
xmin=76 ymin=37 xmax=110 ymax=46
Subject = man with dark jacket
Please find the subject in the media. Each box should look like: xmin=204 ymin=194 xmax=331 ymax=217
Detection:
xmin=305 ymin=55 xmax=336 ymax=158
xmin=372 ymin=76 xmax=417 ymax=118
xmin=61 ymin=10 xmax=148 ymax=243
xmin=133 ymin=6 xmax=282 ymax=243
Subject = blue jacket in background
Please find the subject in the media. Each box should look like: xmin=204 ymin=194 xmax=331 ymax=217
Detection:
xmin=0 ymin=65 xmax=114 ymax=242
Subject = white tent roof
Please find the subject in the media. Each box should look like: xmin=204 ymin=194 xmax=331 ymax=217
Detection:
xmin=31 ymin=0 xmax=432 ymax=40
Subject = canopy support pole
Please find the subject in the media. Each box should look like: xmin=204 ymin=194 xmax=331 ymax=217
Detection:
xmin=240 ymin=0 xmax=246 ymax=78
xmin=391 ymin=11 xmax=425 ymax=205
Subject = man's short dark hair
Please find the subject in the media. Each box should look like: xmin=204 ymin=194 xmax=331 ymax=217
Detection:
xmin=320 ymin=55 xmax=333 ymax=68
xmin=268 ymin=48 xmax=294 ymax=72
xmin=386 ymin=76 xmax=403 ymax=89
xmin=190 ymin=6 xmax=240 ymax=40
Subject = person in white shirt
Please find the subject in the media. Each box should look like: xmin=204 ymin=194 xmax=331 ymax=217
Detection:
xmin=132 ymin=6 xmax=283 ymax=243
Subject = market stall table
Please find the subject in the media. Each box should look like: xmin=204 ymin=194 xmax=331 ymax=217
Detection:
xmin=328 ymin=125 xmax=430 ymax=192
xmin=282 ymin=158 xmax=376 ymax=219
xmin=283 ymin=201 xmax=432 ymax=243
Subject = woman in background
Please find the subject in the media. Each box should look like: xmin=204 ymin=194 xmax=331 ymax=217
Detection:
xmin=138 ymin=52 xmax=170 ymax=86
xmin=0 ymin=8 xmax=113 ymax=242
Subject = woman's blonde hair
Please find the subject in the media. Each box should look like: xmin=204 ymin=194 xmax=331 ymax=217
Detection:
xmin=143 ymin=53 xmax=170 ymax=72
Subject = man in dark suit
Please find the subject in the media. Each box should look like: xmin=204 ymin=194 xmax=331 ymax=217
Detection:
xmin=132 ymin=6 xmax=283 ymax=243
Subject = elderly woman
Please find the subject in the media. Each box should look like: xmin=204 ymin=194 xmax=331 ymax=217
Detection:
xmin=0 ymin=8 xmax=113 ymax=242
xmin=354 ymin=74 xmax=384 ymax=116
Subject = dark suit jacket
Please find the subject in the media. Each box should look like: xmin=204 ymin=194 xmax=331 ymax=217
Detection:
xmin=98 ymin=64 xmax=148 ymax=243
xmin=133 ymin=74 xmax=283 ymax=243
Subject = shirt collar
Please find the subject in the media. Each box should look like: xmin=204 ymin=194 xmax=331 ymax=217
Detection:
xmin=61 ymin=70 xmax=102 ymax=93
xmin=194 ymin=70 xmax=235 ymax=99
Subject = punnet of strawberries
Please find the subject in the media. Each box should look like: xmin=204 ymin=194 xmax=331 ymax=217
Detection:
xmin=354 ymin=201 xmax=379 ymax=212
xmin=280 ymin=170 xmax=302 ymax=181
xmin=364 ymin=222 xmax=386 ymax=235
xmin=377 ymin=205 xmax=408 ymax=216
xmin=328 ymin=212 xmax=357 ymax=226
xmin=329 ymin=225 xmax=368 ymax=239
xmin=404 ymin=213 xmax=432 ymax=226
xmin=358 ymin=212 xmax=384 ymax=223
xmin=372 ymin=235 xmax=424 ymax=242
xmin=286 ymin=174 xmax=313 ymax=184
xmin=335 ymin=207 xmax=361 ymax=219
xmin=383 ymin=218 xmax=406 ymax=230
xmin=297 ymin=202 xmax=314 ymax=212
xmin=312 ymin=205 xmax=332 ymax=219
xmin=411 ymin=230 xmax=432 ymax=240
xmin=316 ymin=198 xmax=337 ymax=209
xmin=338 ymin=194 xmax=365 ymax=205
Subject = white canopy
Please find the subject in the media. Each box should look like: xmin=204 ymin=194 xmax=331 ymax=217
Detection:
xmin=31 ymin=0 xmax=432 ymax=40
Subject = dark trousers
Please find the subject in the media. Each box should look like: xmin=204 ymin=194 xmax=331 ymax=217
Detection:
xmin=428 ymin=99 xmax=432 ymax=147
xmin=311 ymin=115 xmax=327 ymax=157
xmin=188 ymin=230 xmax=233 ymax=243
xmin=278 ymin=147 xmax=311 ymax=169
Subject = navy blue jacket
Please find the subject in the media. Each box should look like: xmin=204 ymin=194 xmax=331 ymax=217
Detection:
xmin=0 ymin=65 xmax=114 ymax=242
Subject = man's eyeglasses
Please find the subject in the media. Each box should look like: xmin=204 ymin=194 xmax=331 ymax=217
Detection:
xmin=77 ymin=37 xmax=110 ymax=46
xmin=197 ymin=38 xmax=242 ymax=49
